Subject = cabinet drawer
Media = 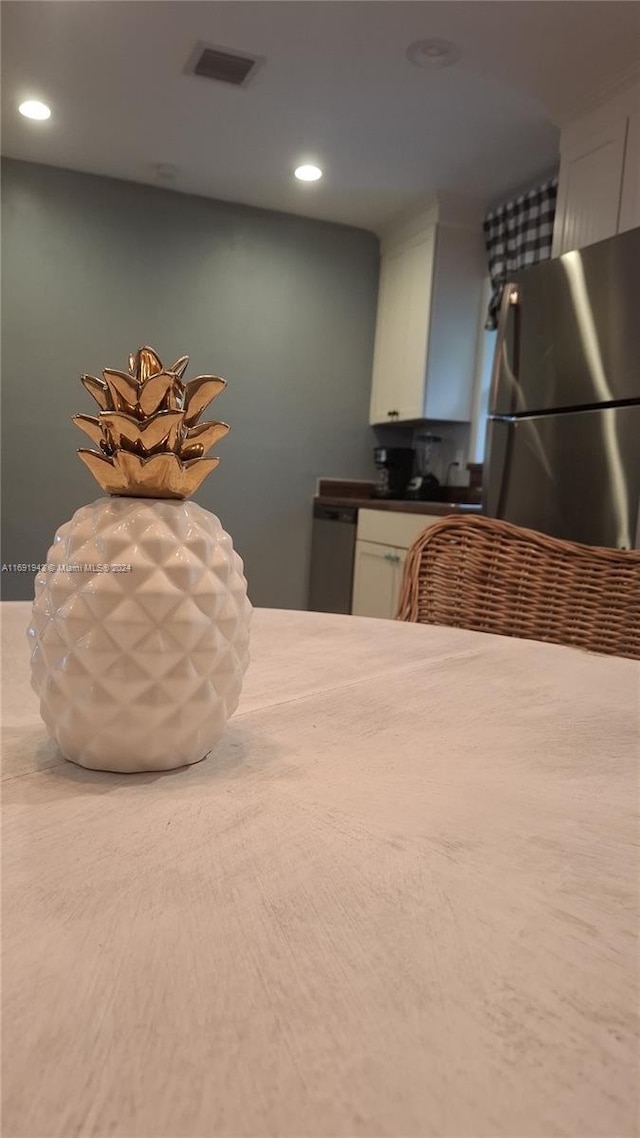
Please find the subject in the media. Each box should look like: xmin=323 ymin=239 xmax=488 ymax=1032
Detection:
xmin=356 ymin=509 xmax=440 ymax=549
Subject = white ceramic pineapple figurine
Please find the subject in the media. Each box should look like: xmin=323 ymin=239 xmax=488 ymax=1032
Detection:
xmin=28 ymin=347 xmax=251 ymax=773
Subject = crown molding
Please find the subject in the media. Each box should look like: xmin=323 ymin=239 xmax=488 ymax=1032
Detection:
xmin=377 ymin=191 xmax=488 ymax=250
xmin=552 ymin=65 xmax=640 ymax=129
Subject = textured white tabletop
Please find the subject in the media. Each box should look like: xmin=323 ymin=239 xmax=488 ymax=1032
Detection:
xmin=2 ymin=602 xmax=639 ymax=1138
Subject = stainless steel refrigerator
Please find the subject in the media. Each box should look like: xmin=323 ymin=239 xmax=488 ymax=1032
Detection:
xmin=484 ymin=227 xmax=640 ymax=549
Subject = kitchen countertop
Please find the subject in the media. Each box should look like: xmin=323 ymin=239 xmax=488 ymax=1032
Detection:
xmin=314 ymin=495 xmax=483 ymax=515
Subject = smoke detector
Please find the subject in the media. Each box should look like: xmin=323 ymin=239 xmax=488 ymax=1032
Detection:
xmin=407 ymin=38 xmax=460 ymax=69
xmin=186 ymin=42 xmax=262 ymax=88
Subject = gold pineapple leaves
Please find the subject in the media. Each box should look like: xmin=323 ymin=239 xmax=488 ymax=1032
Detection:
xmin=73 ymin=414 xmax=104 ymax=449
xmin=99 ymin=410 xmax=184 ymax=455
xmin=80 ymin=374 xmax=110 ymax=411
xmin=77 ymin=450 xmax=220 ymax=500
xmin=73 ymin=346 xmax=229 ymax=499
xmin=183 ymin=377 xmax=227 ymax=427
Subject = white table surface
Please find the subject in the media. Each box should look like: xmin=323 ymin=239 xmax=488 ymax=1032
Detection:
xmin=2 ymin=601 xmax=639 ymax=1138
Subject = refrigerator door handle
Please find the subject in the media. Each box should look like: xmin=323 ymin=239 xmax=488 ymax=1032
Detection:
xmin=482 ymin=415 xmax=515 ymax=519
xmin=489 ymin=282 xmax=520 ymax=417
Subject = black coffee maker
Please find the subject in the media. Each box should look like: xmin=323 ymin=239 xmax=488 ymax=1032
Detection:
xmin=373 ymin=447 xmax=415 ymax=499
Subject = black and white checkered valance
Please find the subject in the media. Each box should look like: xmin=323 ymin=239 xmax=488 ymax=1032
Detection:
xmin=483 ymin=177 xmax=558 ymax=329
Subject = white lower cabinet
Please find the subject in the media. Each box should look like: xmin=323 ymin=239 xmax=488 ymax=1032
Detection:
xmin=352 ymin=541 xmax=406 ymax=620
xmin=351 ymin=510 xmax=440 ymax=620
xmin=389 ymin=547 xmax=408 ymax=618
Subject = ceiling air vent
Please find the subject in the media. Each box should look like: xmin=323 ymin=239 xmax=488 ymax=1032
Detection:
xmin=187 ymin=42 xmax=261 ymax=87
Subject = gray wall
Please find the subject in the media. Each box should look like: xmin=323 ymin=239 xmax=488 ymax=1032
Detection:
xmin=1 ymin=159 xmax=379 ymax=604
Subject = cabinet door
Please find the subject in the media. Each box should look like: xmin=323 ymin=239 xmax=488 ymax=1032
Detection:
xmin=400 ymin=232 xmax=436 ymax=415
xmin=369 ymin=248 xmax=401 ymax=425
xmin=351 ymin=540 xmax=400 ymax=619
xmin=369 ymin=229 xmax=435 ymax=425
xmin=553 ymin=121 xmax=628 ymax=255
xmin=390 ymin=548 xmax=408 ymax=620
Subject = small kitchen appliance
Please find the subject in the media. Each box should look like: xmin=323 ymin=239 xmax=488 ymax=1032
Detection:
xmin=373 ymin=447 xmax=415 ymax=499
xmin=406 ymin=434 xmax=444 ymax=500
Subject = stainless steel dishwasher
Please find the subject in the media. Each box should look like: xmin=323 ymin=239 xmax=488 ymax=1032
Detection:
xmin=308 ymin=503 xmax=358 ymax=614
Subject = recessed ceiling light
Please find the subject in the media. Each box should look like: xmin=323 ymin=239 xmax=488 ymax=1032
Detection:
xmin=19 ymin=99 xmax=51 ymax=121
xmin=294 ymin=164 xmax=323 ymax=183
xmin=407 ymin=38 xmax=460 ymax=69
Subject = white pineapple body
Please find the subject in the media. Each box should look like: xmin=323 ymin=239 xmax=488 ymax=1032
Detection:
xmin=28 ymin=497 xmax=251 ymax=773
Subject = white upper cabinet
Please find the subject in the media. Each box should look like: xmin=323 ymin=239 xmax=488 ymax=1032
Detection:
xmin=553 ymin=125 xmax=627 ymax=255
xmin=553 ymin=82 xmax=640 ymax=256
xmin=370 ymin=230 xmax=434 ymax=423
xmin=369 ymin=198 xmax=486 ymax=427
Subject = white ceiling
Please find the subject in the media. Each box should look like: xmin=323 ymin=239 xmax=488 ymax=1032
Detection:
xmin=2 ymin=1 xmax=639 ymax=232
